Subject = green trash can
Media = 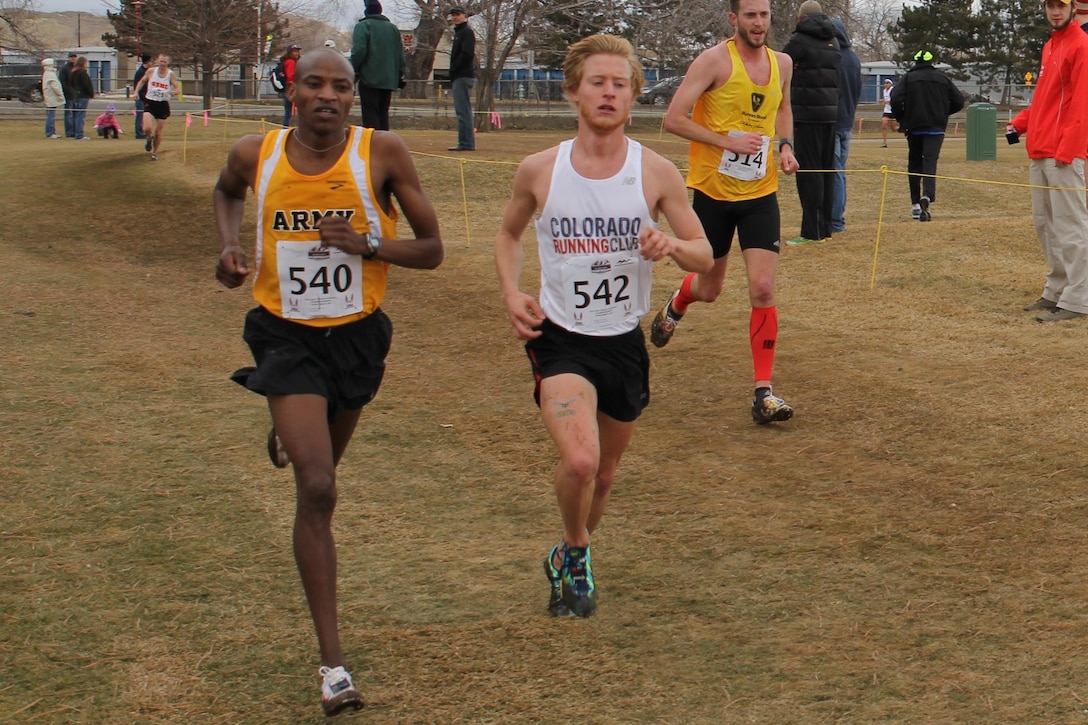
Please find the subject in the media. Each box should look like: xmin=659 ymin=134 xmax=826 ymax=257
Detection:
xmin=965 ymin=102 xmax=997 ymax=161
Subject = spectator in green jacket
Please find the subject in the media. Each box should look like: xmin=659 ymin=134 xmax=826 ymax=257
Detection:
xmin=350 ymin=0 xmax=405 ymax=130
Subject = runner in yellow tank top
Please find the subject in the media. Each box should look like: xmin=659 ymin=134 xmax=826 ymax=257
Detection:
xmin=686 ymin=38 xmax=781 ymax=202
xmin=653 ymin=0 xmax=801 ymax=425
xmin=250 ymin=125 xmax=396 ymax=327
xmin=213 ymin=48 xmax=442 ymax=717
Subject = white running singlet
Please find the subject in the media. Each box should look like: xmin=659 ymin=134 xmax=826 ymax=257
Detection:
xmin=145 ymin=67 xmax=174 ymax=102
xmin=534 ymin=138 xmax=656 ymax=337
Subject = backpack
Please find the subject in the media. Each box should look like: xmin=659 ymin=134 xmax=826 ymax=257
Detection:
xmin=269 ymin=61 xmax=287 ymax=93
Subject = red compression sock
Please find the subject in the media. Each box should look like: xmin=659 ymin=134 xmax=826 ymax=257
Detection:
xmin=672 ymin=272 xmax=698 ymax=315
xmin=750 ymin=306 xmax=778 ymax=383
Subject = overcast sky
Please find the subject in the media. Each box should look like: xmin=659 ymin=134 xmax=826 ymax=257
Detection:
xmin=33 ymin=0 xmax=417 ymax=32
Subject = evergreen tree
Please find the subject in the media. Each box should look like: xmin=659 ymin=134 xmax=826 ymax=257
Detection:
xmin=891 ymin=0 xmax=979 ymax=75
xmin=974 ymin=0 xmax=1048 ymax=101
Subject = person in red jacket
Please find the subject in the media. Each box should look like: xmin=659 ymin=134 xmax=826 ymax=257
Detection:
xmin=1009 ymin=0 xmax=1088 ymax=322
xmin=280 ymin=44 xmax=301 ymax=128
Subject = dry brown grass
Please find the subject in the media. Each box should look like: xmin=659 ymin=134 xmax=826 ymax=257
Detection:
xmin=4 ymin=119 xmax=1088 ymax=724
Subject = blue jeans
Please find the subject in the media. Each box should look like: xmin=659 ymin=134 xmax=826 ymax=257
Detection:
xmin=71 ymin=98 xmax=89 ymax=139
xmin=45 ymin=107 xmax=57 ymax=137
xmin=135 ymin=99 xmax=146 ymax=138
xmin=64 ymin=99 xmax=74 ymax=137
xmin=452 ymin=77 xmax=475 ymax=149
xmin=832 ymin=128 xmax=852 ymax=232
xmin=282 ymin=95 xmax=293 ymax=128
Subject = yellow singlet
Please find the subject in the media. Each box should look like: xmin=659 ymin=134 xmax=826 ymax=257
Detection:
xmin=686 ymin=40 xmax=782 ymax=202
xmin=251 ymin=126 xmax=395 ymax=328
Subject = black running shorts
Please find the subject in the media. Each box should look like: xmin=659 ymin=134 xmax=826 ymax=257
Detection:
xmin=144 ymin=99 xmax=171 ymax=120
xmin=525 ymin=318 xmax=649 ymax=423
xmin=231 ymin=306 xmax=392 ymax=423
xmin=692 ymin=189 xmax=782 ymax=258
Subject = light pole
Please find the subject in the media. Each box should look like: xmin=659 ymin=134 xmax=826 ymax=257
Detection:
xmin=131 ymin=0 xmax=145 ymax=58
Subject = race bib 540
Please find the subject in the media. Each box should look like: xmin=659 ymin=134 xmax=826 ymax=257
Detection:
xmin=276 ymin=241 xmax=364 ymax=320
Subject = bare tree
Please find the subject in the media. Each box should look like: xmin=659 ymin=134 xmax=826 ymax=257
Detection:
xmin=0 ymin=0 xmax=43 ymax=51
xmin=105 ymin=0 xmax=294 ymax=110
xmin=845 ymin=0 xmax=900 ymax=61
xmin=471 ymin=0 xmax=546 ymax=131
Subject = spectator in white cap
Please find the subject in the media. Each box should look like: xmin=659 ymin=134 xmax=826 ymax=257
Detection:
xmin=41 ymin=58 xmax=64 ymax=138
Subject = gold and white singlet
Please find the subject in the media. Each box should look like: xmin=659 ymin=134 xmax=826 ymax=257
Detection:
xmin=251 ymin=126 xmax=395 ymax=327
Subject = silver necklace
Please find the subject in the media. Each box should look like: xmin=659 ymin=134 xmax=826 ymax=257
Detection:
xmin=291 ymin=128 xmax=348 ymax=153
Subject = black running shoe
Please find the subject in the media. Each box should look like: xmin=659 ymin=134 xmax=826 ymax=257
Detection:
xmin=918 ymin=196 xmax=931 ymax=222
xmin=751 ymin=390 xmax=794 ymax=425
xmin=650 ymin=292 xmax=683 ymax=348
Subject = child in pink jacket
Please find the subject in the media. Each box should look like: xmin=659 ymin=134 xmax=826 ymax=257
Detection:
xmin=94 ymin=104 xmax=123 ymax=139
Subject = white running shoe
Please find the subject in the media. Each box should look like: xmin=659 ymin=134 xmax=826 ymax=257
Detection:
xmin=319 ymin=665 xmax=364 ymax=717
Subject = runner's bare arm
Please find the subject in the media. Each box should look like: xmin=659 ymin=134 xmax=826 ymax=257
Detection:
xmin=320 ymin=131 xmax=443 ymax=269
xmin=495 ymin=152 xmax=550 ymax=340
xmin=640 ymin=151 xmax=713 ymax=273
xmin=664 ymin=46 xmax=762 ymax=156
xmin=213 ymin=134 xmax=262 ymax=288
xmin=774 ymin=51 xmax=799 ymax=175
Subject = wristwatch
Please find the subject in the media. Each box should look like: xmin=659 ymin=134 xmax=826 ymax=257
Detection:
xmin=778 ymin=138 xmax=794 ymax=153
xmin=361 ymin=233 xmax=382 ymax=259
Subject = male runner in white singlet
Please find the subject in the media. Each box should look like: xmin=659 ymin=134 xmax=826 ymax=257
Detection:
xmin=494 ymin=34 xmax=713 ymax=618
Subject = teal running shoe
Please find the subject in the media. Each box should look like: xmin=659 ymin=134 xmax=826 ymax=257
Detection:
xmin=560 ymin=544 xmax=597 ymax=618
xmin=543 ymin=544 xmax=570 ymax=617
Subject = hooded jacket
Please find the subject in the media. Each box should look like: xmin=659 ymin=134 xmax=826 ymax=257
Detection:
xmin=782 ymin=13 xmax=841 ymax=124
xmin=889 ymin=58 xmax=964 ymax=134
xmin=351 ymin=12 xmax=405 ymax=91
xmin=831 ymin=19 xmax=861 ymax=132
xmin=1010 ymin=19 xmax=1088 ymax=163
xmin=41 ymin=59 xmax=65 ymax=107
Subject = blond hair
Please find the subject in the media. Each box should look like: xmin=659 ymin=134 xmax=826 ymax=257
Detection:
xmin=562 ymin=34 xmax=644 ymax=98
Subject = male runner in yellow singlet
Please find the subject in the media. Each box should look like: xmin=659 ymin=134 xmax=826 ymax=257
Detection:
xmin=655 ymin=0 xmax=800 ymax=425
xmin=213 ymin=48 xmax=443 ymax=717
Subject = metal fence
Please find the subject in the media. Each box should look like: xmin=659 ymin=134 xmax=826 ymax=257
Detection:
xmin=4 ymin=73 xmax=1038 ymax=118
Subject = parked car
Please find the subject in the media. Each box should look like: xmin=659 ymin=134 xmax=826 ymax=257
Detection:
xmin=0 ymin=63 xmax=44 ymax=103
xmin=637 ymin=75 xmax=683 ymax=105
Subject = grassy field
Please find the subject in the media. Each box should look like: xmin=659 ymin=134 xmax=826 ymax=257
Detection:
xmin=4 ymin=117 xmax=1088 ymax=724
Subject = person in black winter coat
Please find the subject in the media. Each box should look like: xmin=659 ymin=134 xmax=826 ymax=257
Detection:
xmin=830 ymin=18 xmax=861 ymax=234
xmin=890 ymin=50 xmax=964 ymax=222
xmin=59 ymin=52 xmax=76 ymax=137
xmin=69 ymin=56 xmax=96 ymax=140
xmin=782 ymin=0 xmax=841 ymax=244
xmin=447 ymin=6 xmax=476 ymax=151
